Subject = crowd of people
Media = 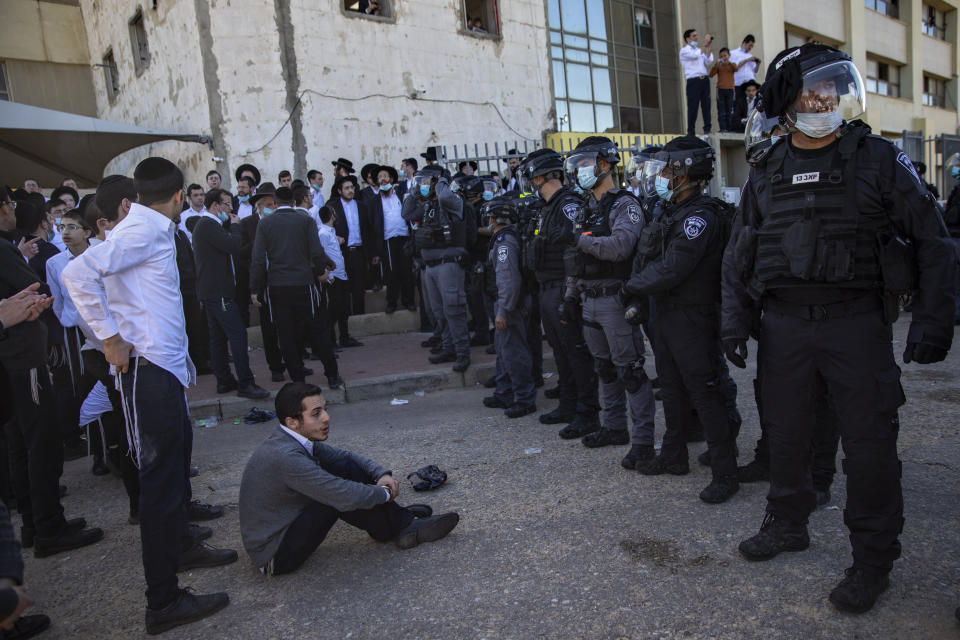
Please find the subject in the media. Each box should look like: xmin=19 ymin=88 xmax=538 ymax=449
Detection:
xmin=1 ymin=40 xmax=959 ymax=636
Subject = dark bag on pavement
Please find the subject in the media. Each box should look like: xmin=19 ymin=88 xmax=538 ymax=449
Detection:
xmin=407 ymin=465 xmax=447 ymax=491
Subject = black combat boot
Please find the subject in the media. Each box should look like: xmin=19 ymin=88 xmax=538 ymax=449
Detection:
xmin=737 ymin=458 xmax=769 ymax=483
xmin=581 ymin=428 xmax=629 ymax=448
xmin=620 ymin=444 xmax=655 ymax=469
xmin=738 ymin=513 xmax=809 ymax=560
xmin=558 ymin=415 xmax=600 ymax=440
xmin=538 ymin=407 xmax=574 ymax=425
xmin=636 ymin=455 xmax=689 ymax=476
xmin=699 ymin=475 xmax=740 ymax=504
xmin=829 ymin=566 xmax=890 ymax=613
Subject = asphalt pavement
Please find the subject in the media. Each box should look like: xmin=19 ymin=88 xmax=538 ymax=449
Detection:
xmin=18 ymin=317 xmax=960 ymax=639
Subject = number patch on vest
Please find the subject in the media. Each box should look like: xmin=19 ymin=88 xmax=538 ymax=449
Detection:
xmin=684 ymin=216 xmax=707 ymax=240
xmin=562 ymin=203 xmax=579 ymax=221
xmin=497 ymin=246 xmax=508 ymax=262
xmin=792 ymin=172 xmax=820 ymax=184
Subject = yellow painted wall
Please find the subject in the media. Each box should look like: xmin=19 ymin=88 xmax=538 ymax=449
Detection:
xmin=545 ymin=132 xmax=683 ymax=164
xmin=0 ymin=0 xmax=90 ymax=65
xmin=865 ymin=9 xmax=908 ymax=63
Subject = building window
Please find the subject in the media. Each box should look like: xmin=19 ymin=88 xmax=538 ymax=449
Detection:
xmin=865 ymin=0 xmax=899 ymax=20
xmin=462 ymin=0 xmax=500 ymax=36
xmin=866 ymin=58 xmax=900 ymax=98
xmin=343 ymin=0 xmax=392 ymax=18
xmin=129 ymin=8 xmax=150 ymax=75
xmin=635 ymin=8 xmax=652 ymax=49
xmin=103 ymin=49 xmax=120 ymax=99
xmin=923 ymin=75 xmax=946 ymax=108
xmin=922 ymin=4 xmax=947 ymax=40
xmin=0 ymin=63 xmax=9 ymax=101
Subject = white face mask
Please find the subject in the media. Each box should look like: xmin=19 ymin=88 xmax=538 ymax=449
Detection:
xmin=794 ymin=111 xmax=843 ymax=138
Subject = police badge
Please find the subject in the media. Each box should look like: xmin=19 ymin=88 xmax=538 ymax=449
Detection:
xmin=497 ymin=246 xmax=509 ymax=262
xmin=628 ymin=205 xmax=641 ymax=224
xmin=684 ymin=216 xmax=706 ymax=239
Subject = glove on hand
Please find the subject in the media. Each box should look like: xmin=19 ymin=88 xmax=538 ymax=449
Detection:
xmin=722 ymin=338 xmax=748 ymax=369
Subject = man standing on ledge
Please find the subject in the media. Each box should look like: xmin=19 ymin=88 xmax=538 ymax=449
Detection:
xmin=679 ymin=28 xmax=714 ymax=135
xmin=239 ymin=382 xmax=459 ymax=575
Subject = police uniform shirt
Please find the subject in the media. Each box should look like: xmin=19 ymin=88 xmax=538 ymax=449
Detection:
xmin=490 ymin=227 xmax=523 ymax=316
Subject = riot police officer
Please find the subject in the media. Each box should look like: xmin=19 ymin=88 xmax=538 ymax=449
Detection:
xmin=452 ymin=175 xmax=490 ymax=347
xmin=559 ymin=136 xmax=657 ymax=452
xmin=480 ymin=197 xmax=537 ymax=418
xmin=622 ymin=136 xmax=740 ymax=503
xmin=402 ymin=165 xmax=471 ymax=372
xmin=722 ymin=44 xmax=956 ymax=613
xmin=942 ymin=152 xmax=960 ymax=323
xmin=518 ymin=149 xmax=600 ymax=435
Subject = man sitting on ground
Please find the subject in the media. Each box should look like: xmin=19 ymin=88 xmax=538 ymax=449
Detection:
xmin=238 ymin=383 xmax=459 ymax=575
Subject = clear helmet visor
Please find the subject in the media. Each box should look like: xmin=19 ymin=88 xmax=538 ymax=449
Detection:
xmin=744 ymin=108 xmax=789 ymax=151
xmin=564 ymin=151 xmax=598 ymax=176
xmin=789 ymin=60 xmax=866 ymax=122
xmin=947 ymin=152 xmax=960 ymax=171
xmin=412 ymin=175 xmax=435 ymax=190
xmin=517 ymin=173 xmax=534 ymax=194
xmin=640 ymin=159 xmax=667 ymax=198
xmin=625 ymin=154 xmax=652 ymax=183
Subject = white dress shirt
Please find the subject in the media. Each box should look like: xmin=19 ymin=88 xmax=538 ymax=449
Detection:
xmin=679 ymin=43 xmax=713 ymax=79
xmin=729 ymin=46 xmax=758 ymax=86
xmin=236 ymin=201 xmax=253 ymax=219
xmin=178 ymin=206 xmax=205 ymax=240
xmin=381 ymin=192 xmax=407 ymax=240
xmin=46 ymin=249 xmax=81 ymax=328
xmin=311 ymin=185 xmax=325 ymax=210
xmin=318 ymin=224 xmax=347 ymax=281
xmin=342 ymin=198 xmax=362 ymax=247
xmin=62 ymin=202 xmax=196 ymax=388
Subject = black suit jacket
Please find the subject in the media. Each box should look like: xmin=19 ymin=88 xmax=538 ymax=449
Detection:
xmin=330 ymin=197 xmax=373 ymax=261
xmin=394 ymin=181 xmax=407 ymax=200
xmin=732 ymin=95 xmax=756 ymax=133
xmin=365 ymin=190 xmax=411 ymax=259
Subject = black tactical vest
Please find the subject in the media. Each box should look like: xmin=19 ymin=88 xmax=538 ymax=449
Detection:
xmin=565 ymin=189 xmax=635 ymax=280
xmin=752 ymin=131 xmax=884 ymax=291
xmin=532 ymin=187 xmax=580 ymax=282
xmin=415 ymin=197 xmax=466 ymax=250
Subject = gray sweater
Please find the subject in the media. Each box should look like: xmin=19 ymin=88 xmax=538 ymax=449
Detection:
xmin=238 ymin=426 xmax=390 ymax=567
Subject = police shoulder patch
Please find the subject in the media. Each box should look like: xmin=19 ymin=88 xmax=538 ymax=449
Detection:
xmin=896 ymin=151 xmax=922 ymax=186
xmin=683 ymin=215 xmax=707 ymax=240
xmin=497 ymin=245 xmax=509 ymax=262
xmin=627 ymin=205 xmax=642 ymax=224
xmin=562 ymin=203 xmax=580 ymax=221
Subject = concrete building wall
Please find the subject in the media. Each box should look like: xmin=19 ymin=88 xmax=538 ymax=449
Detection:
xmin=865 ymin=9 xmax=909 ymax=64
xmin=784 ymin=0 xmax=846 ymax=44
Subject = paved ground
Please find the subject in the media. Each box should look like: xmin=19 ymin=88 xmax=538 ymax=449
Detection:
xmin=19 ymin=317 xmax=960 ymax=639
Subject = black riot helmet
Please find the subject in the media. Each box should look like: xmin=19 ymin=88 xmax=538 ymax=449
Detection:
xmin=480 ymin=196 xmax=520 ymax=226
xmin=641 ymin=136 xmax=715 ymax=202
xmin=452 ymin=174 xmax=484 ymax=199
xmin=518 ymin=148 xmax=564 ymax=196
xmin=759 ymin=43 xmax=866 ymax=139
xmin=565 ymin=136 xmax=620 ymax=192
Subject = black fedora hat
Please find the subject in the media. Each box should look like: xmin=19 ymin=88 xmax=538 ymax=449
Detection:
xmin=420 ymin=146 xmax=438 ymax=161
xmin=332 ymin=158 xmax=355 ymax=173
xmin=458 ymin=160 xmax=478 ymax=171
xmin=360 ymin=163 xmax=380 ymax=182
xmin=249 ymin=181 xmax=277 ymax=206
xmin=376 ymin=165 xmax=399 ymax=183
xmin=235 ymin=163 xmax=261 ymax=186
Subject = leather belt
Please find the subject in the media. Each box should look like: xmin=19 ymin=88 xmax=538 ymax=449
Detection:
xmin=582 ymin=284 xmax=621 ymax=299
xmin=424 ymin=255 xmax=463 ymax=268
xmin=762 ymin=294 xmax=882 ymax=321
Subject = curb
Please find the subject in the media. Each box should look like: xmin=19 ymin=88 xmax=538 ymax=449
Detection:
xmin=187 ymin=355 xmax=556 ymax=420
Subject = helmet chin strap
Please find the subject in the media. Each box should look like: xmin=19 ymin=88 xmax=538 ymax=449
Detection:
xmin=669 ymin=176 xmax=700 ymax=200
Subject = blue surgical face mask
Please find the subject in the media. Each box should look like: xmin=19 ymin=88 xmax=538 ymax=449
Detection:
xmin=217 ymin=212 xmax=228 ymax=222
xmin=262 ymin=207 xmax=275 ymax=216
xmin=379 ymin=183 xmax=393 ymax=192
xmin=577 ymin=166 xmax=598 ymax=190
xmin=238 ymin=195 xmax=250 ymax=203
xmin=952 ymin=166 xmax=959 ymax=179
xmin=419 ymin=185 xmax=431 ymax=197
xmin=689 ymin=40 xmax=699 ymax=48
xmin=654 ymin=175 xmax=674 ymax=201
xmin=482 ymin=191 xmax=494 ymax=201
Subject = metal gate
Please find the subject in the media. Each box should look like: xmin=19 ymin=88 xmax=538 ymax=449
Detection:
xmin=903 ymin=130 xmax=960 ymax=199
xmin=435 ymin=139 xmax=542 ymax=179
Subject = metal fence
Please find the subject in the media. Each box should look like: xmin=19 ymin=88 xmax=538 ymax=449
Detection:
xmin=903 ymin=130 xmax=960 ymax=199
xmin=435 ymin=140 xmax=542 ymax=178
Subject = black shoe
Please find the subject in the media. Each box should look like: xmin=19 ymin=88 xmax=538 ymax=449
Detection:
xmin=621 ymin=444 xmax=655 ymax=469
xmin=341 ymin=337 xmax=363 ymax=348
xmin=178 ymin=541 xmax=238 ymax=572
xmin=452 ymin=357 xmax=470 ymax=373
xmin=543 ymin=386 xmax=561 ymax=400
xmin=405 ymin=303 xmax=417 ymax=312
xmin=237 ymin=383 xmax=270 ymax=399
xmin=421 ymin=335 xmax=441 ymax=348
xmin=582 ymin=428 xmax=629 ymax=448
xmin=737 ymin=458 xmax=769 ymax=483
xmin=699 ymin=476 xmax=740 ymax=504
xmin=187 ymin=501 xmax=224 ymax=522
xmin=485 ymin=344 xmax=496 ymax=355
xmin=394 ymin=512 xmax=460 ymax=550
xmin=505 ymin=403 xmax=536 ymax=419
xmin=483 ymin=375 xmax=496 ymax=389
xmin=738 ymin=513 xmax=810 ymax=561
xmin=24 ymin=518 xmax=87 ymax=546
xmin=636 ymin=455 xmax=690 ymax=476
xmin=216 ymin=379 xmax=238 ymax=394
xmin=385 ymin=305 xmax=397 ymax=314
xmin=145 ymin=589 xmax=230 ymax=636
xmin=271 ymin=371 xmax=286 ymax=383
xmin=538 ymin=407 xmax=574 ymax=425
xmin=483 ymin=396 xmax=510 ymax=409
xmin=34 ymin=526 xmax=104 ymax=558
xmin=829 ymin=567 xmax=890 ymax=614
xmin=328 ymin=375 xmax=344 ymax=390
xmin=1 ymin=613 xmax=50 ymax=639
xmin=300 ymin=367 xmax=314 ymax=377
xmin=558 ymin=415 xmax=600 ymax=440
xmin=430 ymin=344 xmax=445 ymax=355
xmin=91 ymin=457 xmax=110 ymax=476
xmin=188 ymin=523 xmax=213 ymax=541
xmin=816 ymin=489 xmax=831 ymax=507
xmin=189 ymin=465 xmax=200 ymax=478
xmin=406 ymin=504 xmax=433 ymax=519
xmin=429 ymin=351 xmax=455 ymax=364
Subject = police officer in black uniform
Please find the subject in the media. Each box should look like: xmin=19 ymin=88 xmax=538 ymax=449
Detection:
xmin=942 ymin=152 xmax=960 ymax=323
xmin=722 ymin=44 xmax=956 ymax=613
xmin=454 ymin=175 xmax=494 ymax=347
xmin=560 ymin=137 xmax=657 ymax=453
xmin=622 ymin=136 xmax=740 ymax=503
xmin=518 ymin=149 xmax=600 ymax=435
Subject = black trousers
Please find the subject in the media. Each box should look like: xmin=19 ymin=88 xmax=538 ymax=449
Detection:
xmin=269 ymin=285 xmax=337 ymax=382
xmin=5 ymin=365 xmax=66 ymax=537
xmin=685 ymin=76 xmax=711 ymax=135
xmin=653 ymin=305 xmax=737 ymax=477
xmin=81 ymin=350 xmax=140 ymax=511
xmin=759 ymin=308 xmax=903 ymax=571
xmin=257 ymin=302 xmax=284 ymax=374
xmin=271 ymin=456 xmax=415 ymax=575
xmin=118 ymin=360 xmax=192 ymax=610
xmin=539 ymin=282 xmax=599 ymax=419
xmin=203 ymin=298 xmax=255 ymax=388
xmin=50 ymin=327 xmax=84 ymax=449
xmin=344 ymin=246 xmax=366 ymax=315
xmin=383 ymin=236 xmax=414 ymax=308
xmin=466 ymin=260 xmax=490 ymax=341
xmin=526 ymin=291 xmax=543 ymax=380
xmin=182 ymin=291 xmax=210 ymax=371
